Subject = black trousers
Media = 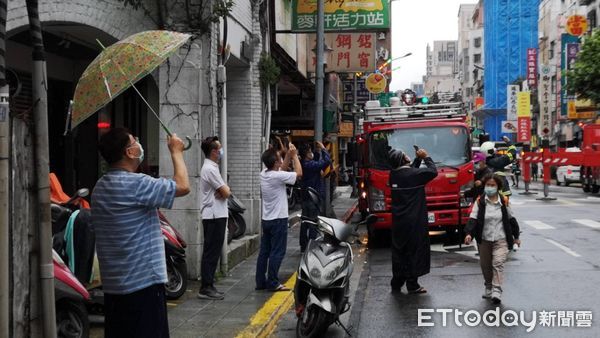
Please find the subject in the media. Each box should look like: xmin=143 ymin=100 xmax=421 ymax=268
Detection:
xmin=201 ymin=217 xmax=227 ymax=289
xmin=300 ymin=199 xmax=320 ymax=252
xmin=104 ymin=284 xmax=169 ymax=338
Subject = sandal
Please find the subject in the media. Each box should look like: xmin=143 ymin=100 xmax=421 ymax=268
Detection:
xmin=270 ymin=284 xmax=291 ymax=292
xmin=408 ymin=287 xmax=427 ymax=294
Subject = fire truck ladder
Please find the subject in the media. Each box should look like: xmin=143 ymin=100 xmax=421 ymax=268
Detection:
xmin=363 ymin=101 xmax=466 ymax=123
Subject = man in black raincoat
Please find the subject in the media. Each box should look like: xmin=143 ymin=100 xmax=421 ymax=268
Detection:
xmin=388 ymin=148 xmax=438 ymax=293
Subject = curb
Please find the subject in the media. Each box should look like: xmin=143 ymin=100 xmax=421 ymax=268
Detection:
xmin=235 ymin=200 xmax=358 ymax=338
xmin=235 ymin=273 xmax=297 ymax=338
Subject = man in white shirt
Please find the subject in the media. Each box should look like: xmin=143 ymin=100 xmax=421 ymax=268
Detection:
xmin=256 ymin=145 xmax=302 ymax=291
xmin=198 ymin=136 xmax=231 ymax=300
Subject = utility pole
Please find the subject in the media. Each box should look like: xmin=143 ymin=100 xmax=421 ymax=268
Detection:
xmin=26 ymin=0 xmax=56 ymax=336
xmin=0 ymin=0 xmax=10 ymax=336
xmin=314 ymin=0 xmax=325 ymax=143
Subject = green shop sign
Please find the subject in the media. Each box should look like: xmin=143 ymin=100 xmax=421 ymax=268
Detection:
xmin=291 ymin=0 xmax=390 ymax=32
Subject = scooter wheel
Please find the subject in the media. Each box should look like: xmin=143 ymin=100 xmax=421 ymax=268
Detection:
xmin=56 ymin=300 xmax=90 ymax=338
xmin=296 ymin=306 xmax=332 ymax=338
xmin=165 ymin=259 xmax=188 ymax=300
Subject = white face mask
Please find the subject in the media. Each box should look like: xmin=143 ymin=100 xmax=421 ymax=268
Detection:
xmin=128 ymin=139 xmax=144 ymax=164
xmin=484 ymin=186 xmax=498 ymax=196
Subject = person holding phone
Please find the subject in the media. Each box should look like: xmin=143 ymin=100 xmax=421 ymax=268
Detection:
xmin=388 ymin=146 xmax=437 ymax=294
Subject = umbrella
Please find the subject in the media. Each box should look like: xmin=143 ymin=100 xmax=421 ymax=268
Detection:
xmin=71 ymin=30 xmax=193 ymax=149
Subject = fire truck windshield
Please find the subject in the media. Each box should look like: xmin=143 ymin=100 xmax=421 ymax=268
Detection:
xmin=370 ymin=126 xmax=471 ymax=170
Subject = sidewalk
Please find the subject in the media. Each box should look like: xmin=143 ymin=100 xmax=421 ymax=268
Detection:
xmin=91 ymin=186 xmax=358 ymax=337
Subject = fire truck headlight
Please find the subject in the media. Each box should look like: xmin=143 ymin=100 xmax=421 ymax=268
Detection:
xmin=369 ymin=187 xmax=386 ymax=211
xmin=459 ymin=182 xmax=474 ymax=207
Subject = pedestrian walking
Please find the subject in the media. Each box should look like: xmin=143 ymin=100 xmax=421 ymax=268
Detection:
xmin=464 ymin=174 xmax=521 ymax=304
xmin=531 ymin=162 xmax=539 ymax=181
xmin=92 ymin=128 xmax=190 ymax=338
xmin=256 ymin=145 xmax=302 ymax=291
xmin=198 ymin=136 xmax=231 ymax=300
xmin=298 ymin=141 xmax=331 ymax=252
xmin=388 ymin=147 xmax=438 ymax=294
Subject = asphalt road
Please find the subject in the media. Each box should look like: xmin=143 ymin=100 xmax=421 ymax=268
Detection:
xmin=273 ymin=183 xmax=600 ymax=337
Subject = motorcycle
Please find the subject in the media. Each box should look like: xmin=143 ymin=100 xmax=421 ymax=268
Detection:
xmin=294 ymin=187 xmax=375 ymax=337
xmin=53 ymin=249 xmax=91 ymax=338
xmin=159 ymin=210 xmax=189 ymax=299
xmin=50 ymin=180 xmax=189 ymax=304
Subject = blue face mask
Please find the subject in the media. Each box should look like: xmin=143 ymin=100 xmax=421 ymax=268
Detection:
xmin=484 ymin=186 xmax=498 ymax=196
xmin=219 ymin=148 xmax=224 ymax=159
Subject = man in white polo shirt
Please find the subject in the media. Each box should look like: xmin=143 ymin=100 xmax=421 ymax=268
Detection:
xmin=256 ymin=145 xmax=302 ymax=291
xmin=198 ymin=136 xmax=230 ymax=300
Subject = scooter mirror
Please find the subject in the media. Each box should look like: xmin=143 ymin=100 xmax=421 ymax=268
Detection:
xmin=77 ymin=188 xmax=90 ymax=198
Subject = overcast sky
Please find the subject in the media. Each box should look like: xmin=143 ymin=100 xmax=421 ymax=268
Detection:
xmin=389 ymin=0 xmax=479 ymax=91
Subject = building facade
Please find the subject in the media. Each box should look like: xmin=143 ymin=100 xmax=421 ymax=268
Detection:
xmin=424 ymin=40 xmax=460 ymax=95
xmin=457 ymin=3 xmax=483 ymax=114
xmin=5 ymin=0 xmax=269 ymax=334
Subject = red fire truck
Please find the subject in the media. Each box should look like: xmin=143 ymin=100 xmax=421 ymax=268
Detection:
xmin=356 ymin=99 xmax=474 ymax=245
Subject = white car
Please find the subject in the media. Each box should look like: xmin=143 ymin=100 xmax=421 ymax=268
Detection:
xmin=556 ymin=147 xmax=581 ymax=186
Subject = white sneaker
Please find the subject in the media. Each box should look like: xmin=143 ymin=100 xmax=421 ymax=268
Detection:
xmin=482 ymin=288 xmax=492 ymax=299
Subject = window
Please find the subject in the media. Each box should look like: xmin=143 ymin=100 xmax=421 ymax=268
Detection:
xmin=549 ymin=41 xmax=555 ymax=59
xmin=588 ymin=10 xmax=597 ymax=31
xmin=474 ymin=37 xmax=481 ymax=48
xmin=474 ymin=54 xmax=481 ymax=64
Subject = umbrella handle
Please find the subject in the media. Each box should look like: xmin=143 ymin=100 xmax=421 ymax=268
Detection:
xmin=184 ymin=136 xmax=192 ymax=151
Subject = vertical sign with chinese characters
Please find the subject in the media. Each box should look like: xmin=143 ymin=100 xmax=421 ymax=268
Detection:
xmin=292 ymin=0 xmax=390 ymax=32
xmin=307 ymin=33 xmax=375 ymax=73
xmin=517 ymin=91 xmax=531 ymax=143
xmin=538 ymin=64 xmax=553 ymax=138
xmin=560 ymin=34 xmax=580 ymax=118
xmin=517 ymin=117 xmax=531 ymax=142
xmin=507 ymin=85 xmax=519 ymax=120
xmin=526 ymin=48 xmax=538 ymax=88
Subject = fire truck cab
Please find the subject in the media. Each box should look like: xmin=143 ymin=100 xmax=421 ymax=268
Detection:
xmin=356 ymin=99 xmax=474 ymax=245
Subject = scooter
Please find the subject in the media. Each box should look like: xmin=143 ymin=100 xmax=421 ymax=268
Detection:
xmin=53 ymin=249 xmax=91 ymax=338
xmin=51 ymin=185 xmax=189 ymax=304
xmin=294 ymin=187 xmax=375 ymax=337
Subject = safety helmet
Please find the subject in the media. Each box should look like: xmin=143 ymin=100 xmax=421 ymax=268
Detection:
xmin=479 ymin=141 xmax=496 ymax=158
xmin=473 ymin=151 xmax=486 ymax=163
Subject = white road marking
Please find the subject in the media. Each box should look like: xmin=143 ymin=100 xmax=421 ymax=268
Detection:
xmin=545 ymin=239 xmax=581 ymax=257
xmin=573 ymin=219 xmax=600 ymax=229
xmin=524 ymin=220 xmax=555 ymax=230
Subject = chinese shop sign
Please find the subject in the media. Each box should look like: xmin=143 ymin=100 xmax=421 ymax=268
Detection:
xmin=517 ymin=92 xmax=531 ymax=117
xmin=292 ymin=0 xmax=390 ymax=32
xmin=517 ymin=117 xmax=531 ymax=143
xmin=308 ymin=33 xmax=375 ymax=72
xmin=526 ymin=48 xmax=537 ymax=88
xmin=365 ymin=72 xmax=387 ymax=94
xmin=506 ymin=85 xmax=519 ymax=121
xmin=566 ymin=15 xmax=588 ymax=37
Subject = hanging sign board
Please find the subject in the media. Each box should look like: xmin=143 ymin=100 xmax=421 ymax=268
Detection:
xmin=365 ymin=73 xmax=387 ymax=94
xmin=566 ymin=15 xmax=588 ymax=37
xmin=291 ymin=0 xmax=390 ymax=32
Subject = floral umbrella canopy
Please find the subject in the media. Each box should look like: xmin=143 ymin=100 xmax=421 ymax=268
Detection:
xmin=71 ymin=30 xmax=191 ymax=139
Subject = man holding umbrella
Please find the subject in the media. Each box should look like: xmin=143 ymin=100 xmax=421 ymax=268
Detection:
xmin=388 ymin=147 xmax=438 ymax=294
xmin=92 ymin=129 xmax=190 ymax=337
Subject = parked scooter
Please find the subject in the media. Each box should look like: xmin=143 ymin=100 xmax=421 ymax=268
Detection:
xmin=294 ymin=187 xmax=375 ymax=337
xmin=50 ymin=178 xmax=189 ymax=303
xmin=53 ymin=249 xmax=91 ymax=338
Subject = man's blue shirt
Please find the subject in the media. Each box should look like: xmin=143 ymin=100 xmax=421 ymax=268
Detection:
xmin=300 ymin=150 xmax=331 ymax=197
xmin=91 ymin=169 xmax=176 ymax=295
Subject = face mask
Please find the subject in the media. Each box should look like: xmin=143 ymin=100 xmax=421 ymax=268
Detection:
xmin=484 ymin=186 xmax=497 ymax=196
xmin=474 ymin=163 xmax=480 ymax=170
xmin=135 ymin=142 xmax=144 ymax=163
xmin=307 ymin=152 xmax=314 ymax=160
xmin=219 ymin=148 xmax=224 ymax=158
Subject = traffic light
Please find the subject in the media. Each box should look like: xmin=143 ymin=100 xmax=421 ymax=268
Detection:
xmin=418 ymin=96 xmax=430 ymax=104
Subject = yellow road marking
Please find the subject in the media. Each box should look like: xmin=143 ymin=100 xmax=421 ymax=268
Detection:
xmin=236 ymin=272 xmax=297 ymax=338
